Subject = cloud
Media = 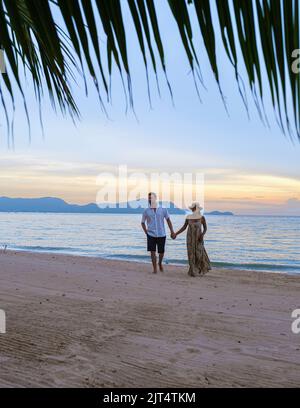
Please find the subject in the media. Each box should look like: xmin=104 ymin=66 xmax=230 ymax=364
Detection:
xmin=285 ymin=198 xmax=300 ymax=209
xmin=1 ymin=154 xmax=300 ymax=214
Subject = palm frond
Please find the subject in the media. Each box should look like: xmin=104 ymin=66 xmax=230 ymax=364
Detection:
xmin=0 ymin=0 xmax=299 ymax=142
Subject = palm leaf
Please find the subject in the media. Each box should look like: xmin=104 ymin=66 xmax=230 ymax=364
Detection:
xmin=0 ymin=0 xmax=299 ymax=142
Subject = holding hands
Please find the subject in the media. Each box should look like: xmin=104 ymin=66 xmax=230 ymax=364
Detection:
xmin=170 ymin=219 xmax=189 ymax=241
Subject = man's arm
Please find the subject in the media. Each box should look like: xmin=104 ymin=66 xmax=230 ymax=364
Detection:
xmin=141 ymin=221 xmax=148 ymax=235
xmin=141 ymin=211 xmax=148 ymax=235
xmin=166 ymin=217 xmax=175 ymax=238
xmin=164 ymin=209 xmax=175 ymax=238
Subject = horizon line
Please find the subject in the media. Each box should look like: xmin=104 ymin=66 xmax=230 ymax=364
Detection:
xmin=1 ymin=196 xmax=300 ymax=217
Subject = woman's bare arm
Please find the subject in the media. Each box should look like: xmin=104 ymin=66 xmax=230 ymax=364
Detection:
xmin=202 ymin=216 xmax=207 ymax=236
xmin=175 ymin=220 xmax=188 ymax=237
xmin=198 ymin=216 xmax=207 ymax=241
xmin=141 ymin=222 xmax=148 ymax=235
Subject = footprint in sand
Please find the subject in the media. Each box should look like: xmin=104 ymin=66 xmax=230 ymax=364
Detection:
xmin=186 ymin=347 xmax=200 ymax=353
xmin=169 ymin=357 xmax=177 ymax=363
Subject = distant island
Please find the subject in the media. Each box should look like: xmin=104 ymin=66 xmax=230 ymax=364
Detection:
xmin=207 ymin=210 xmax=234 ymax=216
xmin=0 ymin=197 xmax=234 ymax=216
xmin=0 ymin=197 xmax=184 ymax=214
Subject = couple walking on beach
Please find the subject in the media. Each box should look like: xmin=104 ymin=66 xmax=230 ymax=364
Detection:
xmin=141 ymin=192 xmax=211 ymax=276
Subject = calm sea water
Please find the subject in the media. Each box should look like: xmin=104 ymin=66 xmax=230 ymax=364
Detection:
xmin=0 ymin=213 xmax=299 ymax=275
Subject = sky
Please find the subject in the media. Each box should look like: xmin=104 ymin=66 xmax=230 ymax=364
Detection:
xmin=0 ymin=2 xmax=299 ymax=215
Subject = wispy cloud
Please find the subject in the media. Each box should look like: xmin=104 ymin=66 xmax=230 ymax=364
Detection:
xmin=0 ymin=154 xmax=300 ymax=214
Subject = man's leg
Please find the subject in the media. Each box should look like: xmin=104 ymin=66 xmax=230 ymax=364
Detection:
xmin=147 ymin=235 xmax=157 ymax=274
xmin=151 ymin=251 xmax=157 ymax=273
xmin=158 ymin=236 xmax=166 ymax=272
xmin=158 ymin=252 xmax=164 ymax=272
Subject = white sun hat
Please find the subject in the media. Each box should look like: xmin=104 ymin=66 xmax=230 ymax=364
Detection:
xmin=188 ymin=202 xmax=203 ymax=211
xmin=186 ymin=202 xmax=203 ymax=220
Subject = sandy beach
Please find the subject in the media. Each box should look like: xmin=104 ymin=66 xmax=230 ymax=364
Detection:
xmin=0 ymin=250 xmax=299 ymax=388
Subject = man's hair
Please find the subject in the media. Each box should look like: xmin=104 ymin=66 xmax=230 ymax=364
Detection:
xmin=148 ymin=192 xmax=157 ymax=198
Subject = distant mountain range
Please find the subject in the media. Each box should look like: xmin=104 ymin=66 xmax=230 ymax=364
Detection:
xmin=0 ymin=197 xmax=234 ymax=216
xmin=206 ymin=210 xmax=234 ymax=216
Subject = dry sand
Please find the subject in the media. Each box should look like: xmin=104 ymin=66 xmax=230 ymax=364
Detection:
xmin=0 ymin=250 xmax=300 ymax=388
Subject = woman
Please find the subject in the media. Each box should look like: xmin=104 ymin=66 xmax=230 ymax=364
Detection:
xmin=174 ymin=202 xmax=211 ymax=277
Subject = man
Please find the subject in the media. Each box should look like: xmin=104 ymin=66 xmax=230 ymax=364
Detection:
xmin=141 ymin=192 xmax=175 ymax=274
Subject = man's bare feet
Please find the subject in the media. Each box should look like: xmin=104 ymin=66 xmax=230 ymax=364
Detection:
xmin=158 ymin=263 xmax=164 ymax=272
xmin=153 ymin=268 xmax=157 ymax=274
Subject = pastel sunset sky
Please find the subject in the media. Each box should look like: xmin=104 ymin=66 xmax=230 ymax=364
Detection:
xmin=0 ymin=2 xmax=299 ymax=215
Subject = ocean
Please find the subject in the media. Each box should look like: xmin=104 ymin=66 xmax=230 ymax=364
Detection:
xmin=0 ymin=213 xmax=299 ymax=275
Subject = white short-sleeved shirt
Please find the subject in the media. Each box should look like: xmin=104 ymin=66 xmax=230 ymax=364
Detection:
xmin=141 ymin=207 xmax=170 ymax=238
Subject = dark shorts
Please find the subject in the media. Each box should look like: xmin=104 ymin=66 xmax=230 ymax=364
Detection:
xmin=147 ymin=234 xmax=166 ymax=253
